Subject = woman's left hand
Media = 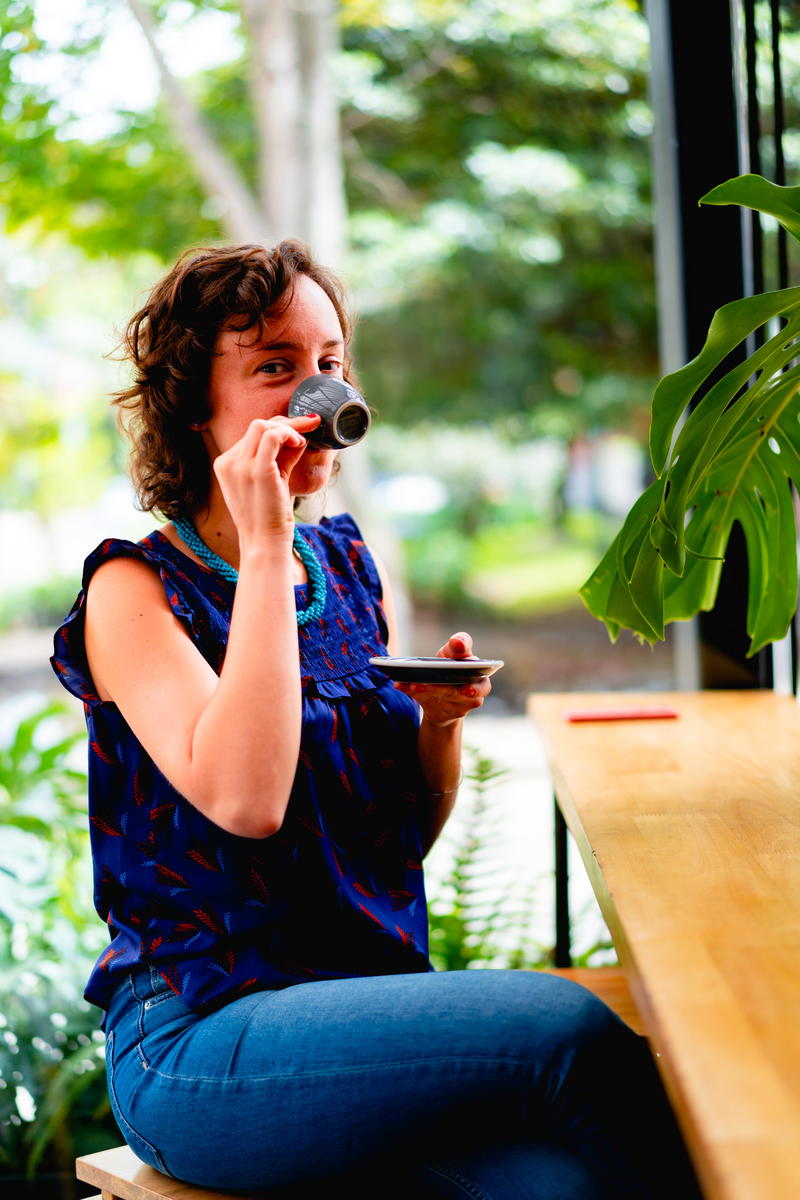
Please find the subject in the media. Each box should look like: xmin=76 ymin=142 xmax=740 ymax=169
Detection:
xmin=393 ymin=631 xmax=491 ymax=727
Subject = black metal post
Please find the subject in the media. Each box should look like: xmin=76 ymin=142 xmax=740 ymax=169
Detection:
xmin=553 ymin=799 xmax=571 ymax=966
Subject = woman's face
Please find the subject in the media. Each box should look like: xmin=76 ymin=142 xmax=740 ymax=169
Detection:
xmin=201 ymin=274 xmax=345 ymax=498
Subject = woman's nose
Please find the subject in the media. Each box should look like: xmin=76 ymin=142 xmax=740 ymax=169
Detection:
xmin=277 ymin=365 xmax=319 ymax=417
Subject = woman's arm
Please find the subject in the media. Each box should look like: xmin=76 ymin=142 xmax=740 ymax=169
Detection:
xmin=372 ymin=554 xmax=489 ymax=855
xmin=84 ymin=417 xmax=314 ymax=840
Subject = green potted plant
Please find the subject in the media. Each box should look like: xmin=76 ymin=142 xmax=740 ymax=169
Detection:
xmin=581 ymin=174 xmax=800 ymax=656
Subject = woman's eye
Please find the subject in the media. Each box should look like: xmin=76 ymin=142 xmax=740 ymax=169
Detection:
xmin=319 ymin=359 xmax=342 ymax=374
xmin=257 ymin=361 xmax=286 ymax=375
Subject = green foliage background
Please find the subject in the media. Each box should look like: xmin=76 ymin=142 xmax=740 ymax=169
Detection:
xmin=1 ymin=0 xmax=658 ymax=438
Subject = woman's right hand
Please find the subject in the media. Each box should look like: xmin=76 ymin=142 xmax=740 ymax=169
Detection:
xmin=212 ymin=413 xmax=321 ymax=545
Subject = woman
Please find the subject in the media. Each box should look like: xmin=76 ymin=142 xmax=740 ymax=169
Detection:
xmin=52 ymin=241 xmax=699 ymax=1198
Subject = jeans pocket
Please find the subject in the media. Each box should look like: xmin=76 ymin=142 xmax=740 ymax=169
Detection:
xmin=105 ymin=1029 xmax=173 ymax=1177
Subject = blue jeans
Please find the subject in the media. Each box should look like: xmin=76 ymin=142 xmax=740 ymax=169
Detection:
xmin=104 ymin=966 xmax=701 ymax=1198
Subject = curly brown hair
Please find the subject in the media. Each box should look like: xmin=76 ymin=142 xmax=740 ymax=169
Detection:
xmin=113 ymin=240 xmax=355 ymax=520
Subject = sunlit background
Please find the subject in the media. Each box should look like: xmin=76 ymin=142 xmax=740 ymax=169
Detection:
xmin=2 ymin=1 xmax=771 ymax=1190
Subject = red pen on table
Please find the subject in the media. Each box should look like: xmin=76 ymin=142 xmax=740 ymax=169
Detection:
xmin=562 ymin=705 xmax=678 ymax=723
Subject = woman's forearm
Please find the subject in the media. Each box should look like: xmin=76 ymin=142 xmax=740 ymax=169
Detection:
xmin=416 ymin=715 xmax=464 ymax=855
xmin=188 ymin=541 xmax=302 ymax=837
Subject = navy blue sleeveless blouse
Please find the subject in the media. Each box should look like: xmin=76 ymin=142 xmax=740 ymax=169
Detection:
xmin=51 ymin=514 xmax=432 ymax=1016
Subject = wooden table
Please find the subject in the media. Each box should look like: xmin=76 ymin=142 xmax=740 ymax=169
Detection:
xmin=528 ymin=690 xmax=800 ymax=1200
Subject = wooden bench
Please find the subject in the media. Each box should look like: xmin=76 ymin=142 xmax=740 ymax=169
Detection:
xmin=76 ymin=966 xmax=641 ymax=1199
xmin=77 ymin=1140 xmax=261 ymax=1199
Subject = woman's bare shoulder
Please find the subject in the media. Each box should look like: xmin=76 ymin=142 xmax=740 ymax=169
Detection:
xmin=84 ymin=552 xmax=196 ymax=703
xmin=85 ymin=551 xmax=172 ymax=617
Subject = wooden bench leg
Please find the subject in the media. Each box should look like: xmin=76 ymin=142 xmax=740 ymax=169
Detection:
xmin=554 ymin=796 xmax=572 ymax=966
xmin=543 ymin=965 xmax=644 ymax=1036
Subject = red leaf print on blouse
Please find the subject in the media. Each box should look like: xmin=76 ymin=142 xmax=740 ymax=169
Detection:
xmin=149 ymin=803 xmax=176 ymax=823
xmin=389 ymin=889 xmax=416 ymax=911
xmin=186 ymin=847 xmax=222 ymax=871
xmin=248 ymin=865 xmax=270 ymax=900
xmin=90 ymin=814 xmax=123 ymax=837
xmin=155 ymin=864 xmax=190 ymax=889
xmin=192 ymin=907 xmax=225 ymax=935
xmin=174 ymin=921 xmax=200 ymax=935
xmin=233 ymin=977 xmax=259 ymax=998
xmin=133 ymin=770 xmax=146 ymax=806
xmin=159 ymin=967 xmax=183 ymax=995
xmin=330 ymin=846 xmax=344 ymax=878
xmin=90 ymin=739 xmax=116 ymax=765
xmin=297 ymin=814 xmax=324 ymax=838
xmin=358 ymin=904 xmax=387 ymax=930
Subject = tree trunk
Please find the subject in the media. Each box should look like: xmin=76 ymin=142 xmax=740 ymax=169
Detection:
xmin=126 ymin=0 xmax=270 ymax=244
xmin=296 ymin=0 xmax=347 ymax=266
xmin=242 ymin=0 xmax=304 ymax=240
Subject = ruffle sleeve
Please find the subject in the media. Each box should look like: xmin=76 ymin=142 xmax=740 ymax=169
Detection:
xmin=310 ymin=665 xmax=394 ymax=701
xmin=50 ymin=535 xmax=218 ymax=708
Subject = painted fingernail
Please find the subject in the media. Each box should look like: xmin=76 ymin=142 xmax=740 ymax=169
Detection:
xmin=465 ymin=686 xmax=476 ymax=697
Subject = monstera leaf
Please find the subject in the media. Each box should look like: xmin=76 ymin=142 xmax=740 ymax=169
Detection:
xmin=581 ymin=175 xmax=800 ymax=655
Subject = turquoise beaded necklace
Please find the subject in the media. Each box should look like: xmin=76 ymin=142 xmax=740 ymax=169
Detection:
xmin=172 ymin=516 xmax=327 ymax=626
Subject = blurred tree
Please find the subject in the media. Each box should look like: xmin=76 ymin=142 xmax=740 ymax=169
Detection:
xmin=0 ymin=376 xmax=113 ymax=518
xmin=123 ymin=0 xmax=347 ymax=263
xmin=0 ymin=0 xmax=657 ymax=435
xmin=0 ymin=0 xmax=346 ymax=262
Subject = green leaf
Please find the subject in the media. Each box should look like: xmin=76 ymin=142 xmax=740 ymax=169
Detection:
xmin=580 ymin=478 xmax=663 ymax=643
xmin=701 ymin=173 xmax=800 ymax=243
xmin=649 ymin=287 xmax=800 ymax=476
xmin=583 ymin=173 xmax=800 ymax=654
